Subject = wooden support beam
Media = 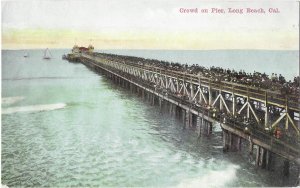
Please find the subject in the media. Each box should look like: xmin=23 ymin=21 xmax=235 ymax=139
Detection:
xmin=200 ymin=89 xmax=208 ymax=105
xmin=159 ymin=97 xmax=162 ymax=109
xmin=197 ymin=116 xmax=202 ymax=138
xmin=220 ymin=94 xmax=231 ymax=114
xmin=283 ymin=160 xmax=290 ymax=176
xmin=265 ymin=105 xmax=269 ymax=128
xmin=259 ymin=147 xmax=266 ymax=168
xmin=198 ymin=77 xmax=202 ymax=104
xmin=184 ymin=83 xmax=190 ymax=97
xmin=265 ymin=150 xmax=273 ymax=170
xmin=287 ymin=113 xmax=300 ymax=135
xmin=178 ymin=83 xmax=184 ymax=94
xmin=152 ymin=94 xmax=155 ymax=105
xmin=170 ymin=79 xmax=176 ymax=92
xmin=165 ymin=76 xmax=169 ymax=89
xmin=256 ymin=146 xmax=261 ymax=166
xmin=176 ymin=79 xmax=179 ymax=92
xmin=209 ymin=82 xmax=212 ymax=106
xmin=223 ymin=130 xmax=228 ymax=152
xmin=190 ymin=84 xmax=194 ymax=101
xmin=232 ymin=92 xmax=236 ymax=116
xmin=247 ymin=102 xmax=250 ymax=119
xmin=212 ymin=94 xmax=221 ymax=107
xmin=219 ymin=90 xmax=224 ymax=111
xmin=271 ymin=113 xmax=286 ymax=128
xmin=248 ymin=103 xmax=260 ymax=124
xmin=192 ymin=88 xmax=200 ymax=101
xmin=249 ymin=140 xmax=254 ymax=154
xmin=238 ymin=101 xmax=248 ymax=114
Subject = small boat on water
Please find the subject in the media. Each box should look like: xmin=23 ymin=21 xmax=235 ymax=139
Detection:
xmin=23 ymin=51 xmax=29 ymax=58
xmin=43 ymin=48 xmax=52 ymax=60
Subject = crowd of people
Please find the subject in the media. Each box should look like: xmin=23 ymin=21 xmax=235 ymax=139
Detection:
xmin=96 ymin=53 xmax=300 ymax=95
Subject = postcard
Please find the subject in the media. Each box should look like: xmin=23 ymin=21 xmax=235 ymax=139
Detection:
xmin=1 ymin=0 xmax=299 ymax=187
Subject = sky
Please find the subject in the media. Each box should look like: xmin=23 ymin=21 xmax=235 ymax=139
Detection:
xmin=1 ymin=0 xmax=299 ymax=50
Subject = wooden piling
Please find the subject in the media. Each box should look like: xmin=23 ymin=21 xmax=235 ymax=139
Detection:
xmin=283 ymin=160 xmax=290 ymax=176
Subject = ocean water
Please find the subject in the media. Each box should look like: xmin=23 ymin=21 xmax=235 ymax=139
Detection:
xmin=1 ymin=49 xmax=298 ymax=187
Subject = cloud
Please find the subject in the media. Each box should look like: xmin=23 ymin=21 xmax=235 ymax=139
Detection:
xmin=2 ymin=28 xmax=298 ymax=50
xmin=1 ymin=0 xmax=299 ymax=49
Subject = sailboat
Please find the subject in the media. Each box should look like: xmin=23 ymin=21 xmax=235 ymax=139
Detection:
xmin=43 ymin=48 xmax=52 ymax=60
xmin=23 ymin=51 xmax=29 ymax=58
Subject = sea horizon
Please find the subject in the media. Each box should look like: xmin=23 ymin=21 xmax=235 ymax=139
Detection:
xmin=2 ymin=49 xmax=299 ymax=81
xmin=2 ymin=48 xmax=299 ymax=51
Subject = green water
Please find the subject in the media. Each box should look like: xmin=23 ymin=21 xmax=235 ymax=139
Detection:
xmin=1 ymin=50 xmax=297 ymax=187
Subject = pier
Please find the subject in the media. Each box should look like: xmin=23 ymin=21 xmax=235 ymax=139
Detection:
xmin=66 ymin=48 xmax=300 ymax=178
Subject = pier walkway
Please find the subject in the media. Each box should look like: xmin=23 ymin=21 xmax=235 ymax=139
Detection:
xmin=67 ymin=51 xmax=300 ymax=176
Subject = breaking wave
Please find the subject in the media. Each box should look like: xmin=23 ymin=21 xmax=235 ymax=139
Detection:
xmin=2 ymin=103 xmax=66 ymax=115
xmin=2 ymin=96 xmax=25 ymax=105
xmin=2 ymin=76 xmax=80 ymax=81
xmin=176 ymin=164 xmax=239 ymax=188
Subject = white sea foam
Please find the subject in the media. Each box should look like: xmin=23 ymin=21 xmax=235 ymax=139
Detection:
xmin=212 ymin=146 xmax=223 ymax=149
xmin=2 ymin=103 xmax=66 ymax=115
xmin=2 ymin=96 xmax=24 ymax=105
xmin=176 ymin=164 xmax=239 ymax=188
